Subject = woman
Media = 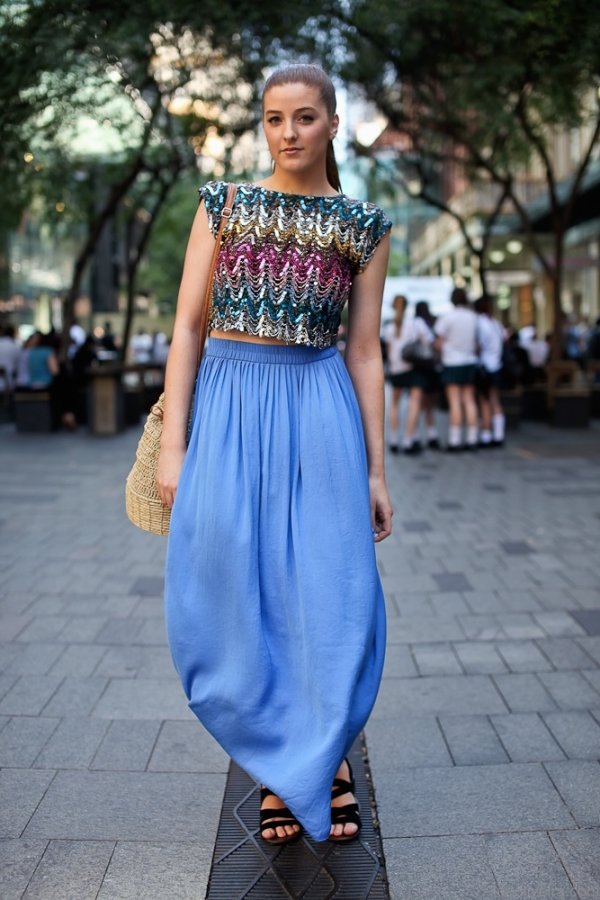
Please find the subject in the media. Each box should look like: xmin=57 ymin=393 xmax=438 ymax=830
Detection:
xmin=384 ymin=296 xmax=435 ymax=454
xmin=157 ymin=64 xmax=392 ymax=845
xmin=474 ymin=296 xmax=506 ymax=447
xmin=434 ymin=287 xmax=478 ymax=451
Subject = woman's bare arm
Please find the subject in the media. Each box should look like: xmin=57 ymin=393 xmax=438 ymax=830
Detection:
xmin=156 ymin=201 xmax=215 ymax=507
xmin=344 ymin=234 xmax=393 ymax=541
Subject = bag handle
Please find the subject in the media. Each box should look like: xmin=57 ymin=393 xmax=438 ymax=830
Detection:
xmin=195 ymin=181 xmax=238 ymax=370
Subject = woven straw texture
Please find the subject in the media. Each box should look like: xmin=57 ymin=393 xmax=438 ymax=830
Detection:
xmin=125 ymin=392 xmax=171 ymax=536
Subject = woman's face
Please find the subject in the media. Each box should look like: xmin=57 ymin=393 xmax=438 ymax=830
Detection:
xmin=262 ymin=82 xmax=338 ymax=180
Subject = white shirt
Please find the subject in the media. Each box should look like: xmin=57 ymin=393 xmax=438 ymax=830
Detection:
xmin=0 ymin=337 xmax=21 ymax=389
xmin=384 ymin=317 xmax=432 ymax=375
xmin=477 ymin=315 xmax=504 ymax=372
xmin=527 ymin=338 xmax=550 ymax=368
xmin=434 ymin=307 xmax=478 ymax=366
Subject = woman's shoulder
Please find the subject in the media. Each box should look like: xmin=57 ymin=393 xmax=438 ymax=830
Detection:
xmin=340 ymin=194 xmax=391 ymax=226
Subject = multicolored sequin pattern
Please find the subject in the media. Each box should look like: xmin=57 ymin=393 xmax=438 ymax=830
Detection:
xmin=198 ymin=181 xmax=392 ymax=348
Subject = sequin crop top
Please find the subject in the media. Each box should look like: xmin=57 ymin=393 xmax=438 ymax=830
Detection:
xmin=199 ymin=181 xmax=392 ymax=348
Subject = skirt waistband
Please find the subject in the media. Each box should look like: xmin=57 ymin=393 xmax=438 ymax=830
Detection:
xmin=204 ymin=337 xmax=338 ymax=365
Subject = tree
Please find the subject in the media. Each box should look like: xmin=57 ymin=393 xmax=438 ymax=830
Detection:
xmin=332 ymin=0 xmax=600 ymax=353
xmin=2 ymin=0 xmax=324 ymax=351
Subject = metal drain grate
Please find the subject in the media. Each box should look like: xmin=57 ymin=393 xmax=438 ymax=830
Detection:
xmin=206 ymin=735 xmax=389 ymax=900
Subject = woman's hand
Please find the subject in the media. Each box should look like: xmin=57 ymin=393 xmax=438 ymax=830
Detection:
xmin=156 ymin=444 xmax=186 ymax=509
xmin=369 ymin=474 xmax=393 ymax=542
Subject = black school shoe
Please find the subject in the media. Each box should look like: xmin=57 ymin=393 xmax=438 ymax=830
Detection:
xmin=445 ymin=444 xmax=463 ymax=453
xmin=403 ymin=442 xmax=422 ymax=455
xmin=427 ymin=437 xmax=441 ymax=450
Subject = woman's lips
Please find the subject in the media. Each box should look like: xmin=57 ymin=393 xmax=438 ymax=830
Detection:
xmin=281 ymin=148 xmax=301 ymax=155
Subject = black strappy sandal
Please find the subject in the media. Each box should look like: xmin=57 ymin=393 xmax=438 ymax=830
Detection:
xmin=329 ymin=757 xmax=362 ymax=843
xmin=259 ymin=787 xmax=303 ymax=845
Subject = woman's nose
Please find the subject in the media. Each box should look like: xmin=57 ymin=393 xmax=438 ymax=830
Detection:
xmin=283 ymin=119 xmax=297 ymax=141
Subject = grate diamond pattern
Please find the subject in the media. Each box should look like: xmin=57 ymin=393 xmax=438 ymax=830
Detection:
xmin=206 ymin=736 xmax=389 ymax=900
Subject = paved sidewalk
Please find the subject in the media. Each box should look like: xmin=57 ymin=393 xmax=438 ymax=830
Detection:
xmin=0 ymin=420 xmax=599 ymax=898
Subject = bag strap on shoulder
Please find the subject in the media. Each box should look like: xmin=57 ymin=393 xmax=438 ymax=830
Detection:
xmin=196 ymin=182 xmax=238 ymax=369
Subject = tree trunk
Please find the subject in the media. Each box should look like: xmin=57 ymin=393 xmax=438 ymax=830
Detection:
xmin=549 ymin=227 xmax=564 ymax=362
xmin=59 ymin=158 xmax=145 ymax=361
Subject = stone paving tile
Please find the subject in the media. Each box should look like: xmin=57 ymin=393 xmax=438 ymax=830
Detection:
xmin=2 ymin=642 xmax=66 ymax=676
xmin=581 ymin=668 xmax=600 ymax=694
xmin=544 ymin=761 xmax=600 ymax=827
xmin=0 ymin=615 xmax=33 ymax=641
xmin=538 ymin=637 xmax=599 ymax=670
xmin=428 ymin=592 xmax=472 ymax=616
xmin=534 ymin=611 xmax=587 ymax=638
xmin=383 ymin=835 xmax=500 ymax=900
xmin=382 ymin=644 xmax=418 ymax=678
xmin=0 ymin=769 xmax=56 ymax=838
xmin=372 ymin=675 xmax=508 ymax=718
xmin=386 ymin=616 xmax=465 ymax=643
xmin=485 ymin=831 xmax=578 ymax=900
xmin=490 ymin=713 xmax=566 ymax=762
xmin=0 ymin=676 xmax=64 ymax=716
xmin=549 ymin=828 xmax=600 ymax=900
xmin=495 ymin=640 xmax=553 ymax=673
xmin=537 ymin=671 xmax=600 ymax=710
xmin=34 ymin=718 xmax=110 ymax=769
xmin=57 ymin=617 xmax=108 ymax=643
xmin=97 ymin=841 xmax=214 ymax=900
xmin=0 ymin=839 xmax=49 ymax=900
xmin=492 ymin=673 xmax=558 ymax=713
xmin=90 ymin=720 xmax=161 ymax=771
xmin=439 ymin=715 xmax=509 ymax=765
xmin=452 ymin=642 xmax=508 ymax=674
xmin=41 ymin=677 xmax=109 ymax=718
xmin=92 ymin=678 xmax=193 ymax=720
xmin=366 ymin=717 xmax=452 ymax=770
xmin=578 ymin=637 xmax=600 ymax=665
xmin=542 ymin=712 xmax=600 ymax=760
xmin=15 ymin=617 xmax=71 ymax=644
xmin=0 ymin=717 xmax=59 ymax=768
xmin=147 ymin=721 xmax=229 ymax=773
xmin=411 ymin=643 xmax=463 ymax=676
xmin=47 ymin=644 xmax=108 ymax=678
xmin=93 ymin=645 xmax=175 ymax=679
xmin=433 ymin=573 xmax=473 ymax=593
xmin=374 ymin=762 xmax=574 ymax=838
xmin=22 ymin=839 xmax=114 ymax=900
xmin=24 ymin=771 xmax=226 ymax=841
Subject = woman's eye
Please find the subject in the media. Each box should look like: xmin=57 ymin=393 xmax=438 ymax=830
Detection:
xmin=299 ymin=115 xmax=314 ymax=123
xmin=267 ymin=116 xmax=281 ymax=125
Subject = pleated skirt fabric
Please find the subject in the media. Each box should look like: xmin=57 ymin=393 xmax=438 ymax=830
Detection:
xmin=164 ymin=338 xmax=386 ymax=841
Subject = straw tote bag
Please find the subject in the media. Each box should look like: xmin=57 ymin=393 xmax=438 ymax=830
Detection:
xmin=125 ymin=183 xmax=237 ymax=535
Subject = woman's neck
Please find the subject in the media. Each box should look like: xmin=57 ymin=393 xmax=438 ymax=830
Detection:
xmin=259 ymin=171 xmax=337 ymax=197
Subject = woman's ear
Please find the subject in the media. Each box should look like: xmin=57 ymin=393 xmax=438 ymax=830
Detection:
xmin=330 ymin=113 xmax=339 ymax=140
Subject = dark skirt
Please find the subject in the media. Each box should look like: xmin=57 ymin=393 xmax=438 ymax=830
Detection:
xmin=442 ymin=364 xmax=477 ymax=386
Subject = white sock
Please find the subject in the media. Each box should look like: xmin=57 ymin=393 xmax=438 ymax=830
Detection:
xmin=389 ymin=429 xmax=400 ymax=445
xmin=480 ymin=430 xmax=492 ymax=444
xmin=403 ymin=435 xmax=416 ymax=448
xmin=467 ymin=426 xmax=478 ymax=446
xmin=492 ymin=414 xmax=505 ymax=441
xmin=449 ymin=425 xmax=462 ymax=447
xmin=427 ymin=426 xmax=438 ymax=439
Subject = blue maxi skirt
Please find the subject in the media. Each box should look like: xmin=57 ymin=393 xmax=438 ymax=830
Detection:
xmin=164 ymin=338 xmax=386 ymax=841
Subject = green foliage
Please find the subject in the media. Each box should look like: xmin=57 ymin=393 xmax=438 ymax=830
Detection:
xmin=137 ymin=174 xmax=198 ymax=310
xmin=334 ymin=0 xmax=600 ymax=180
